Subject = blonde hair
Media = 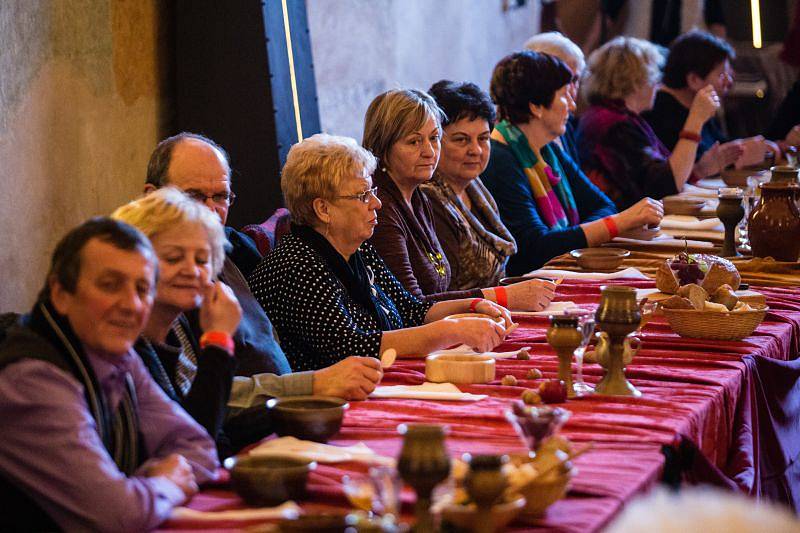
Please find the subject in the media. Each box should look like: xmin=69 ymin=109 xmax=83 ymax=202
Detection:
xmin=111 ymin=187 xmax=228 ymax=275
xmin=585 ymin=36 xmax=664 ymax=103
xmin=362 ymin=89 xmax=444 ymax=173
xmin=281 ymin=133 xmax=377 ymax=226
xmin=524 ymin=31 xmax=586 ymax=76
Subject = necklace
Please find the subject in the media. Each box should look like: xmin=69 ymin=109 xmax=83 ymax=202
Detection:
xmin=427 ymin=251 xmax=447 ymax=277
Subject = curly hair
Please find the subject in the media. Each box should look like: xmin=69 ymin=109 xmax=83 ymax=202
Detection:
xmin=428 ymin=80 xmax=496 ymax=128
xmin=489 ymin=50 xmax=573 ymax=125
xmin=282 ymin=134 xmax=377 ymax=227
xmin=585 ymin=36 xmax=665 ymax=104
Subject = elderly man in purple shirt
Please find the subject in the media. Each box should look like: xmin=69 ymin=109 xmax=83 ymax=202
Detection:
xmin=0 ymin=217 xmax=218 ymax=531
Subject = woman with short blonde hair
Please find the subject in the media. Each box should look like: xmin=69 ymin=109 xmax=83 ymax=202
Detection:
xmin=577 ymin=36 xmax=720 ymax=209
xmin=112 ymin=187 xmax=242 ymax=456
xmin=282 ymin=134 xmax=377 ymax=227
xmin=249 ymin=133 xmax=515 ymax=372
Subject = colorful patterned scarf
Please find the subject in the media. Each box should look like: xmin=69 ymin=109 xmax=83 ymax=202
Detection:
xmin=493 ymin=120 xmax=580 ymax=229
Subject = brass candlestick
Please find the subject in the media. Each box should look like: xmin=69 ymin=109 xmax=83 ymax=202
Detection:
xmin=716 ymin=188 xmax=744 ymax=257
xmin=594 ymin=286 xmax=642 ymax=396
xmin=397 ymin=424 xmax=451 ymax=532
xmin=546 ymin=315 xmax=582 ymax=398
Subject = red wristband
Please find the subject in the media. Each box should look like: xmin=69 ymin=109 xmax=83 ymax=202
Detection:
xmin=469 ymin=298 xmax=483 ymax=312
xmin=493 ymin=286 xmax=508 ymax=308
xmin=602 ymin=216 xmax=619 ymax=239
xmin=199 ymin=331 xmax=234 ymax=355
xmin=679 ymin=130 xmax=702 ymax=143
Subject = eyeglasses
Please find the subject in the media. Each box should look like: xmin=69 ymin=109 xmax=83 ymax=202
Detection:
xmin=185 ymin=190 xmax=236 ymax=206
xmin=336 ymin=186 xmax=378 ymax=204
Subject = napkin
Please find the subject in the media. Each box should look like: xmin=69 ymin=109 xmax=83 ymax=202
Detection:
xmin=680 ymin=184 xmax=719 ymax=198
xmin=526 ymin=267 xmax=650 ymax=280
xmin=611 ymin=236 xmax=715 ymax=249
xmin=170 ymin=501 xmax=301 ymax=522
xmin=429 ymin=344 xmax=533 ymax=359
xmin=248 ymin=436 xmax=394 ymax=466
xmin=371 ymin=382 xmax=487 ymax=401
xmin=512 ymin=301 xmax=582 ymax=317
xmin=660 ymin=215 xmax=723 ymax=232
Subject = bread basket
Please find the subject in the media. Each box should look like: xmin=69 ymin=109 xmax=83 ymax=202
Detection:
xmin=661 ymin=304 xmax=768 ymax=341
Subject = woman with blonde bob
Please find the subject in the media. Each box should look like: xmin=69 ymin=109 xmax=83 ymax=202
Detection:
xmin=577 ymin=36 xmax=720 ymax=210
xmin=112 ymin=187 xmax=242 ymax=455
xmin=364 ymin=88 xmax=555 ymax=310
xmin=249 ymin=133 xmax=512 ymax=372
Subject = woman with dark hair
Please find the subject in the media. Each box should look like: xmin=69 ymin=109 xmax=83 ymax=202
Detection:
xmin=577 ymin=37 xmax=720 ymax=210
xmin=643 ymin=30 xmax=745 ymax=174
xmin=482 ymin=50 xmax=663 ymax=275
xmin=421 ymin=80 xmax=521 ymax=290
xmin=364 ymin=89 xmax=555 ymax=310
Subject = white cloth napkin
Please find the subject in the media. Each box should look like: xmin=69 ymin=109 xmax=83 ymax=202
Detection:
xmin=511 ymin=301 xmax=583 ymax=317
xmin=371 ymin=382 xmax=487 ymax=401
xmin=248 ymin=436 xmax=394 ymax=466
xmin=170 ymin=501 xmax=301 ymax=522
xmin=428 ymin=344 xmax=532 ymax=359
xmin=526 ymin=267 xmax=650 ymax=280
xmin=611 ymin=236 xmax=715 ymax=249
xmin=680 ymin=184 xmax=719 ymax=198
xmin=660 ymin=215 xmax=723 ymax=232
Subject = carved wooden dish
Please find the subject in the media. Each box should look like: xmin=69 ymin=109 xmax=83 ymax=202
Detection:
xmin=425 ymin=354 xmax=496 ymax=384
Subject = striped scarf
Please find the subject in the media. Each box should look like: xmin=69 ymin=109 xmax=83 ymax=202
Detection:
xmin=493 ymin=120 xmax=579 ymax=229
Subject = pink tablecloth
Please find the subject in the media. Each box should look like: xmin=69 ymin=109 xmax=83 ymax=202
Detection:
xmin=164 ymin=280 xmax=800 ymax=532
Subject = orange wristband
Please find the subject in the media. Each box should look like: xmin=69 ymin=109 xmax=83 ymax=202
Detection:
xmin=679 ymin=130 xmax=702 ymax=143
xmin=469 ymin=298 xmax=483 ymax=312
xmin=493 ymin=286 xmax=508 ymax=308
xmin=602 ymin=216 xmax=619 ymax=239
xmin=199 ymin=331 xmax=234 ymax=355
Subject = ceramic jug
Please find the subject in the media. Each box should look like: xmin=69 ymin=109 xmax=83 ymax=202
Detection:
xmin=749 ymin=182 xmax=800 ymax=262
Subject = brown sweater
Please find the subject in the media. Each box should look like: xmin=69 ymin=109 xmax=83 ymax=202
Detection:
xmin=369 ymin=172 xmax=482 ymax=302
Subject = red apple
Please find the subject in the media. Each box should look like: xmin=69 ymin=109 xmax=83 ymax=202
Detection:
xmin=538 ymin=379 xmax=567 ymax=404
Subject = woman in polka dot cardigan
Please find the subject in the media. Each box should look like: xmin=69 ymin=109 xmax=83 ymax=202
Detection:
xmin=249 ymin=134 xmax=514 ymax=372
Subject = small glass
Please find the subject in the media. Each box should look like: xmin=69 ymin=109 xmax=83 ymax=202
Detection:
xmin=563 ymin=308 xmax=596 ymax=395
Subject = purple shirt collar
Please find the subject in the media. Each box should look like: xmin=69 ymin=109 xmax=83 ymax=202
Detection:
xmin=84 ymin=348 xmax=137 ymax=410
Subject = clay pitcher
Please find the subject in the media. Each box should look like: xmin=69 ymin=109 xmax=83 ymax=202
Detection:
xmin=749 ymin=182 xmax=800 ymax=262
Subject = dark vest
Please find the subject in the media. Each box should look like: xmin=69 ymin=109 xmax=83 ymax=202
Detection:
xmin=0 ymin=302 xmax=143 ymax=531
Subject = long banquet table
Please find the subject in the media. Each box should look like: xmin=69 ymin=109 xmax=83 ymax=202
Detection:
xmin=164 ymin=278 xmax=800 ymax=532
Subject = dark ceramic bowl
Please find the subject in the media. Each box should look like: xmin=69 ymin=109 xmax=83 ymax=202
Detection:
xmin=570 ymin=247 xmax=629 ymax=271
xmin=266 ymin=395 xmax=349 ymax=443
xmin=224 ymin=454 xmax=316 ymax=506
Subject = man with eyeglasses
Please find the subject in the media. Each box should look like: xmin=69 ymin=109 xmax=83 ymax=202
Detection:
xmin=144 ymin=133 xmax=382 ymax=451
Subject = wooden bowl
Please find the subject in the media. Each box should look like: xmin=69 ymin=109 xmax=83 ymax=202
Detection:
xmin=570 ymin=247 xmax=629 ymax=271
xmin=663 ymin=197 xmax=707 ymax=216
xmin=425 ymin=353 xmax=496 ymax=384
xmin=266 ymin=396 xmax=348 ymax=443
xmin=225 ymin=455 xmax=316 ymax=507
xmin=440 ymin=495 xmax=526 ymax=531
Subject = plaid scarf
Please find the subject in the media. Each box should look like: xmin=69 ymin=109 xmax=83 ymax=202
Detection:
xmin=493 ymin=120 xmax=579 ymax=229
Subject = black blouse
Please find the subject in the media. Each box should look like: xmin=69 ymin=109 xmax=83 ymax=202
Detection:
xmin=248 ymin=228 xmax=433 ymax=372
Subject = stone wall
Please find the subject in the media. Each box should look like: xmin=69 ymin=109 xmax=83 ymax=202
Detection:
xmin=0 ymin=0 xmax=169 ymax=311
xmin=307 ymin=0 xmax=540 ymax=141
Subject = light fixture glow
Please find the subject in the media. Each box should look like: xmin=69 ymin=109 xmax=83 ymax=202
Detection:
xmin=751 ymin=0 xmax=762 ymax=49
xmin=281 ymin=0 xmax=304 ymax=142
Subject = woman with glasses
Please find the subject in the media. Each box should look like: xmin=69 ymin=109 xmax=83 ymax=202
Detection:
xmin=248 ymin=134 xmax=513 ymax=372
xmin=643 ymin=30 xmax=752 ymax=176
xmin=364 ymin=88 xmax=556 ymax=310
